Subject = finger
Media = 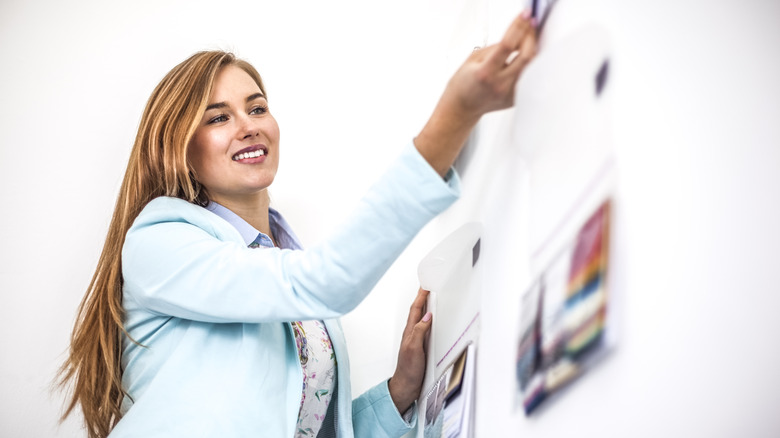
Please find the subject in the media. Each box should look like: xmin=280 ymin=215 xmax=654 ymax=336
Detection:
xmin=410 ymin=312 xmax=433 ymax=351
xmin=486 ymin=10 xmax=533 ymax=68
xmin=503 ymin=27 xmax=538 ymax=79
xmin=406 ymin=288 xmax=428 ymax=326
xmin=404 ymin=288 xmax=429 ymax=337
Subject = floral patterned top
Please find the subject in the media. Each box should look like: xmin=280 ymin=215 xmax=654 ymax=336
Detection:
xmin=291 ymin=320 xmax=337 ymax=438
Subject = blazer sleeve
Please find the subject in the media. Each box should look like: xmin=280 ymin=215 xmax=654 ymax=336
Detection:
xmin=352 ymin=380 xmax=416 ymax=438
xmin=121 ymin=141 xmax=460 ymax=323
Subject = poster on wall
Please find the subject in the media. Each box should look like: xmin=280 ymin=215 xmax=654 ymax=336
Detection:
xmin=515 ymin=199 xmax=612 ymax=415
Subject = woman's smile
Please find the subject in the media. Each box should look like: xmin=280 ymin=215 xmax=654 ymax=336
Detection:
xmin=232 ymin=144 xmax=268 ymax=163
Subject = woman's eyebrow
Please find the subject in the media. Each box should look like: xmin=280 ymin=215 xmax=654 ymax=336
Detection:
xmin=205 ymin=102 xmax=227 ymax=111
xmin=205 ymin=93 xmax=266 ymax=112
xmin=246 ymin=92 xmax=265 ymax=102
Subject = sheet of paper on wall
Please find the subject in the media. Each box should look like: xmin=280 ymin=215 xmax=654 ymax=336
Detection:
xmin=511 ymin=22 xmax=616 ymax=272
xmin=416 ymin=223 xmax=482 ymax=438
xmin=515 ymin=200 xmax=612 ymax=415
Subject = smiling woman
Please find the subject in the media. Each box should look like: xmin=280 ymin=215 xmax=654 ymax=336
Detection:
xmin=58 ymin=11 xmax=537 ymax=438
xmin=187 ymin=65 xmax=281 ymax=238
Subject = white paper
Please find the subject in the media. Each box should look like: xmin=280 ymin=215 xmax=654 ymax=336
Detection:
xmin=417 ymin=223 xmax=482 ymax=438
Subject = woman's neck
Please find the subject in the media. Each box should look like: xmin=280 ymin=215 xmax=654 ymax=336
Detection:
xmin=211 ymin=191 xmax=274 ymax=244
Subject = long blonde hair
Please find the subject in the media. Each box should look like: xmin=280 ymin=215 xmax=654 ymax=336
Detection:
xmin=58 ymin=51 xmax=267 ymax=438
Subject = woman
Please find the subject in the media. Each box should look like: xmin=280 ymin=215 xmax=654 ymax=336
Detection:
xmin=59 ymin=12 xmax=537 ymax=438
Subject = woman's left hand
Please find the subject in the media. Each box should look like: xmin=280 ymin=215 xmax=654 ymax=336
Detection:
xmin=388 ymin=287 xmax=433 ymax=414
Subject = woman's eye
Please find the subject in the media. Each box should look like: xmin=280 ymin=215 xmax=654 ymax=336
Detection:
xmin=208 ymin=114 xmax=228 ymax=124
xmin=250 ymin=105 xmax=268 ymax=115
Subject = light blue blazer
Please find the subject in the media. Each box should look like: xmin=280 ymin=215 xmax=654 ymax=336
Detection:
xmin=110 ymin=143 xmax=460 ymax=437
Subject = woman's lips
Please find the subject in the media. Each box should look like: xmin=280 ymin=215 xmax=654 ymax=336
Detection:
xmin=232 ymin=145 xmax=268 ymax=162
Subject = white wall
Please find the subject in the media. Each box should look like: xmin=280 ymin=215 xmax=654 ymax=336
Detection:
xmin=1 ymin=0 xmax=779 ymax=437
xmin=447 ymin=1 xmax=780 ymax=437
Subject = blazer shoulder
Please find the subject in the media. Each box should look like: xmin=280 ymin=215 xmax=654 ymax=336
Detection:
xmin=131 ymin=196 xmax=240 ymax=242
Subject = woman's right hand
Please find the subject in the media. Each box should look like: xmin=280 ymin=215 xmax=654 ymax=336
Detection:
xmin=414 ymin=10 xmax=538 ymax=176
xmin=443 ymin=10 xmax=538 ymax=118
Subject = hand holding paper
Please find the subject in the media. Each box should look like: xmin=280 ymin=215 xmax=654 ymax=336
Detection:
xmin=389 ymin=288 xmax=433 ymax=414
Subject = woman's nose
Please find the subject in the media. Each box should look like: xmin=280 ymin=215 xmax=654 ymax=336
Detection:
xmin=237 ymin=114 xmax=259 ymax=139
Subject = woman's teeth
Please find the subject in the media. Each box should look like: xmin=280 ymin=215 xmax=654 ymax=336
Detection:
xmin=233 ymin=149 xmax=265 ymax=161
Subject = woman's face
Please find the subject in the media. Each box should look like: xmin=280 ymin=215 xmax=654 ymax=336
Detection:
xmin=188 ymin=65 xmax=280 ymax=205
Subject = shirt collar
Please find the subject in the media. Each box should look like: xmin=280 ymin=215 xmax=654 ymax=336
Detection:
xmin=206 ymin=202 xmax=303 ymax=250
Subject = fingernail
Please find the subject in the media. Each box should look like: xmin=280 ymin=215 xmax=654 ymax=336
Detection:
xmin=422 ymin=312 xmax=432 ymax=322
xmin=522 ymin=9 xmax=531 ymax=19
xmin=531 ymin=17 xmax=538 ymax=27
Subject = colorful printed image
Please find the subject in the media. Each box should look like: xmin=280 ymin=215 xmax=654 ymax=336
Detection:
xmin=516 ymin=200 xmax=611 ymax=415
xmin=424 ymin=344 xmax=476 ymax=438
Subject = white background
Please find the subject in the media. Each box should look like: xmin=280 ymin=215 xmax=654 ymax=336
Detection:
xmin=1 ymin=0 xmax=779 ymax=437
